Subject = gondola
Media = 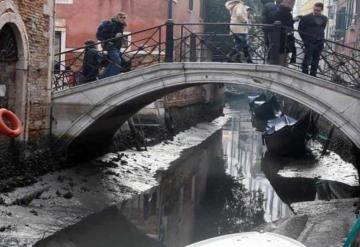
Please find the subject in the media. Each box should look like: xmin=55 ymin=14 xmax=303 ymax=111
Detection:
xmin=253 ymin=96 xmax=281 ymax=120
xmin=248 ymin=94 xmax=280 ymax=120
xmin=248 ymin=93 xmax=267 ymax=112
xmin=248 ymin=94 xmax=281 ymax=131
xmin=263 ymin=113 xmax=315 ymax=156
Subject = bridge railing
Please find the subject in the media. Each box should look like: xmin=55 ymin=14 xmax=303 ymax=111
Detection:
xmin=52 ymin=22 xmax=360 ymax=92
xmin=289 ymin=31 xmax=360 ymax=88
xmin=52 ymin=24 xmax=167 ymax=91
xmin=172 ymin=23 xmax=268 ymax=64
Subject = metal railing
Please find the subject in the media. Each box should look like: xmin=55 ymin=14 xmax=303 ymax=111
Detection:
xmin=52 ymin=22 xmax=360 ymax=92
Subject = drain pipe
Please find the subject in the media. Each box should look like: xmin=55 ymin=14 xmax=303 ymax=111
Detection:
xmin=168 ymin=0 xmax=173 ymax=20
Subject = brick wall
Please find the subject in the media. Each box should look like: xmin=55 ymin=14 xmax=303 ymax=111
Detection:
xmin=14 ymin=0 xmax=53 ymax=138
xmin=0 ymin=0 xmax=53 ymax=150
xmin=164 ymin=87 xmax=203 ymax=108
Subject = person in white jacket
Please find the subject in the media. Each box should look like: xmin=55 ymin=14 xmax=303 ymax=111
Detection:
xmin=225 ymin=0 xmax=252 ymax=63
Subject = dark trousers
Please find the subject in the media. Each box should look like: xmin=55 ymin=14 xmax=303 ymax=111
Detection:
xmin=228 ymin=33 xmax=252 ymax=63
xmin=101 ymin=48 xmax=123 ymax=78
xmin=302 ymin=41 xmax=324 ymax=76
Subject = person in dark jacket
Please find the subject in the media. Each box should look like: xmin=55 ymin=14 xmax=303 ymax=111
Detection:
xmin=81 ymin=40 xmax=102 ymax=83
xmin=262 ymin=0 xmax=281 ymax=48
xmin=275 ymin=1 xmax=295 ymax=65
xmin=97 ymin=12 xmax=127 ymax=78
xmin=299 ymin=2 xmax=327 ymax=76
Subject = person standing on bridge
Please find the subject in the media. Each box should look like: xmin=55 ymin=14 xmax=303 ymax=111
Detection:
xmin=225 ymin=0 xmax=253 ymax=63
xmin=96 ymin=12 xmax=127 ymax=78
xmin=299 ymin=2 xmax=328 ymax=77
xmin=81 ymin=40 xmax=102 ymax=84
xmin=274 ymin=0 xmax=296 ymax=65
xmin=261 ymin=0 xmax=282 ymax=50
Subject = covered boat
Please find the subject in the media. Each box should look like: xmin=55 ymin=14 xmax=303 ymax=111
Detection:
xmin=248 ymin=94 xmax=280 ymax=120
xmin=263 ymin=113 xmax=314 ymax=156
xmin=253 ymin=96 xmax=281 ymax=121
xmin=248 ymin=94 xmax=281 ymax=131
xmin=248 ymin=93 xmax=267 ymax=112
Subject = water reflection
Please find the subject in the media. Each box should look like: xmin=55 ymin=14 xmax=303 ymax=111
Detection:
xmin=193 ymin=157 xmax=264 ymax=241
xmin=223 ymin=98 xmax=291 ymax=222
xmin=121 ymin=131 xmax=265 ymax=247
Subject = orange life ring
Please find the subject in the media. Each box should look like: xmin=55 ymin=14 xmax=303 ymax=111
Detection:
xmin=0 ymin=109 xmax=22 ymax=137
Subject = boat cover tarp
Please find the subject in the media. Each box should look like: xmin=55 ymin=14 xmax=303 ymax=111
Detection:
xmin=265 ymin=115 xmax=297 ymax=135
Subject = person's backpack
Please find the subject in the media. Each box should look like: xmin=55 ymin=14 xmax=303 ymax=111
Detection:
xmin=264 ymin=3 xmax=279 ymax=24
xmin=96 ymin=20 xmax=113 ymax=41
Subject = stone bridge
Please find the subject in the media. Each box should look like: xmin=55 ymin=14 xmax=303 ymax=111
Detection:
xmin=51 ymin=62 xmax=360 ymax=157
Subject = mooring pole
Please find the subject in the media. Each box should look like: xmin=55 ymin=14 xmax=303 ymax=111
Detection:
xmin=322 ymin=125 xmax=335 ymax=155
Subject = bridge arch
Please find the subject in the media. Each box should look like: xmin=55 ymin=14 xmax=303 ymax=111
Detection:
xmin=52 ymin=63 xmax=360 ymax=157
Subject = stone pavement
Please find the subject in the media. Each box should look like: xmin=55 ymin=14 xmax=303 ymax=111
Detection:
xmin=259 ymin=198 xmax=359 ymax=247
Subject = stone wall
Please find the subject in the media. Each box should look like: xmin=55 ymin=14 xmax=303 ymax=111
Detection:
xmin=14 ymin=0 xmax=53 ymax=138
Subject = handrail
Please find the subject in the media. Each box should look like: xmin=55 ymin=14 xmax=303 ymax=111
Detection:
xmin=54 ymin=22 xmax=360 ymax=57
xmin=52 ymin=22 xmax=360 ymax=92
xmin=54 ymin=24 xmax=166 ymax=56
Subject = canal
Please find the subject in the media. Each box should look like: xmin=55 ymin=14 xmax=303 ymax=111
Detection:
xmin=36 ymin=95 xmax=360 ymax=247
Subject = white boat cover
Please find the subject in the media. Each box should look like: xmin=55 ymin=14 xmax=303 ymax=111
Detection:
xmin=186 ymin=232 xmax=306 ymax=247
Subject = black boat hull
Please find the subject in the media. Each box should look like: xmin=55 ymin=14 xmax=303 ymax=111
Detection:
xmin=248 ymin=93 xmax=267 ymax=112
xmin=253 ymin=96 xmax=280 ymax=121
xmin=264 ymin=114 xmax=313 ymax=156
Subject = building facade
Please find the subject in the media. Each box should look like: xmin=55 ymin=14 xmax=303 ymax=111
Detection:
xmin=55 ymin=0 xmax=205 ymax=49
xmin=0 ymin=0 xmax=54 ymax=153
xmin=55 ymin=0 xmax=223 ymax=133
xmin=333 ymin=0 xmax=359 ymax=48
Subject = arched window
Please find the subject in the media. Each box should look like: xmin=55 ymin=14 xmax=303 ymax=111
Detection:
xmin=0 ymin=24 xmax=18 ymax=62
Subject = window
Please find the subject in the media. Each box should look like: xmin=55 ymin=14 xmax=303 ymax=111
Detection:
xmin=55 ymin=0 xmax=73 ymax=4
xmin=54 ymin=29 xmax=67 ymax=71
xmin=189 ymin=0 xmax=193 ymax=11
xmin=328 ymin=5 xmax=334 ymax=19
xmin=345 ymin=0 xmax=355 ymax=28
xmin=0 ymin=24 xmax=18 ymax=62
xmin=335 ymin=7 xmax=346 ymax=39
xmin=122 ymin=32 xmax=131 ymax=47
xmin=120 ymin=32 xmax=131 ymax=52
xmin=200 ymin=0 xmax=205 ymax=19
xmin=54 ymin=31 xmax=61 ymax=71
xmin=54 ymin=31 xmax=62 ymax=55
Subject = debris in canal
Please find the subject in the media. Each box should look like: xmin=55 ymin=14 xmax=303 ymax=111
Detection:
xmin=63 ymin=192 xmax=73 ymax=199
xmin=29 ymin=209 xmax=38 ymax=216
xmin=0 ymin=225 xmax=12 ymax=232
